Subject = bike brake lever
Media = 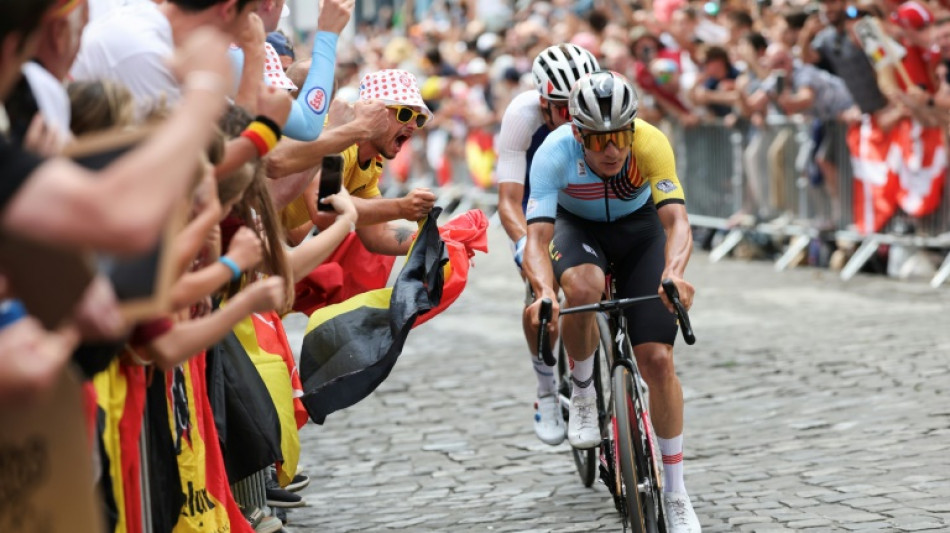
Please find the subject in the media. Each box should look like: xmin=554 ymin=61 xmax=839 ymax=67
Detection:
xmin=661 ymin=279 xmax=696 ymax=345
xmin=537 ymin=298 xmax=556 ymax=366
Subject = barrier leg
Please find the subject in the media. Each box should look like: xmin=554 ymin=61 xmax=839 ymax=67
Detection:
xmin=775 ymin=235 xmax=812 ymax=272
xmin=929 ymin=252 xmax=950 ymax=288
xmin=840 ymin=237 xmax=880 ymax=281
xmin=710 ymin=228 xmax=745 ymax=263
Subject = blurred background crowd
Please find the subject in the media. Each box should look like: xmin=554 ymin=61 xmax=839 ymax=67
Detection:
xmin=279 ymin=0 xmax=950 ymax=279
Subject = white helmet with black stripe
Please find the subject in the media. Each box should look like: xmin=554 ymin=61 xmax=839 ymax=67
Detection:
xmin=569 ymin=70 xmax=638 ymax=132
xmin=532 ymin=44 xmax=600 ymax=101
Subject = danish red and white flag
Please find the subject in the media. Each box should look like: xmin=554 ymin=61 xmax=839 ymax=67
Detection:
xmin=890 ymin=119 xmax=947 ymax=218
xmin=847 ymin=116 xmax=900 ymax=234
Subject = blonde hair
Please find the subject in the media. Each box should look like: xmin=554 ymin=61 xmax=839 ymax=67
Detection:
xmin=67 ymin=80 xmax=134 ymax=135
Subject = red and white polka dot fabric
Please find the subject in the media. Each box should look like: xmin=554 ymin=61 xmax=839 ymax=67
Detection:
xmin=263 ymin=42 xmax=296 ymax=91
xmin=358 ymin=69 xmax=431 ymax=116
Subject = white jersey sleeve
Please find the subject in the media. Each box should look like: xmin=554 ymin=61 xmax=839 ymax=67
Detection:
xmin=495 ymin=90 xmax=546 ymax=185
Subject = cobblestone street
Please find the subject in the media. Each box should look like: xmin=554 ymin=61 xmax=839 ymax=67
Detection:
xmin=283 ymin=225 xmax=950 ymax=532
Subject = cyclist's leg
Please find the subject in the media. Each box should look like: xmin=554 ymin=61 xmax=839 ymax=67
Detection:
xmin=613 ymin=210 xmax=700 ymax=531
xmin=551 ymin=213 xmax=608 ymax=449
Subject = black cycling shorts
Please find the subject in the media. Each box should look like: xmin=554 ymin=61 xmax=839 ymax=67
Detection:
xmin=549 ymin=204 xmax=678 ymax=347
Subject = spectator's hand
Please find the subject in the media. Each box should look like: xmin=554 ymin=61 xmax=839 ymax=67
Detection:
xmin=205 ymin=222 xmax=222 ymax=261
xmin=23 ymin=114 xmax=66 ymax=157
xmin=679 ymin=113 xmax=701 ymax=128
xmin=317 ymin=0 xmax=355 ymax=34
xmin=326 ymin=98 xmax=355 ymax=128
xmin=0 ymin=318 xmax=80 ymax=404
xmin=73 ymin=276 xmax=127 ymax=341
xmin=257 ymin=85 xmax=293 ymax=128
xmin=839 ymin=106 xmax=862 ymax=124
xmin=236 ymin=12 xmax=266 ymax=53
xmin=320 ymin=187 xmax=358 ymax=227
xmin=902 ymin=85 xmax=930 ymax=109
xmin=658 ymin=274 xmax=694 ymax=313
xmin=244 ymin=276 xmax=287 ymax=313
xmin=168 ymin=27 xmax=233 ymax=96
xmin=353 ymin=100 xmax=391 ymax=141
xmin=802 ymin=13 xmax=825 ymax=38
xmin=193 ymin=163 xmax=221 ymax=218
xmin=226 ymin=226 xmax=264 ymax=272
xmin=399 ymin=188 xmax=436 ymax=221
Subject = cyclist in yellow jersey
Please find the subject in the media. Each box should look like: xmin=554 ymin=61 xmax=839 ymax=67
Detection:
xmin=522 ymin=71 xmax=700 ymax=533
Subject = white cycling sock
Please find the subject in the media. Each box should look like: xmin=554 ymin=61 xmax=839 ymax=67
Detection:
xmin=570 ymin=354 xmax=595 ymax=398
xmin=531 ymin=357 xmax=558 ymax=397
xmin=658 ymin=434 xmax=685 ymax=493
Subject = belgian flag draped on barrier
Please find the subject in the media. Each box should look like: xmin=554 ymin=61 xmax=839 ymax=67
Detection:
xmin=298 ymin=207 xmax=488 ymax=424
xmin=231 ymin=312 xmax=303 ymax=487
xmin=165 ymin=354 xmax=252 ymax=533
xmin=94 ymin=360 xmax=148 ymax=533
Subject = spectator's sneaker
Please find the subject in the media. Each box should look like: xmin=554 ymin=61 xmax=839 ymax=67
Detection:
xmin=285 ymin=473 xmax=310 ymax=493
xmin=265 ymin=473 xmax=306 ymax=508
xmin=663 ymin=491 xmax=701 ymax=533
xmin=533 ymin=393 xmax=566 ymax=445
xmin=247 ymin=508 xmax=282 ymax=533
xmin=567 ymin=395 xmax=600 ymax=449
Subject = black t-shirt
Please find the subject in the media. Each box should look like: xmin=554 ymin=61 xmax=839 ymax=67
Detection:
xmin=0 ymin=135 xmax=43 ymax=213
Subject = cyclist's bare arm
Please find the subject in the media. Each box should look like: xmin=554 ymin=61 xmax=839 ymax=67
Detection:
xmin=656 ymin=202 xmax=694 ymax=312
xmin=524 ymin=221 xmax=560 ymax=326
xmin=497 ymin=182 xmax=528 ymax=242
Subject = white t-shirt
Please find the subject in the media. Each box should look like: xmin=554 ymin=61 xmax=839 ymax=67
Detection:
xmin=495 ymin=90 xmax=548 ymax=186
xmin=71 ymin=2 xmax=179 ymax=121
xmin=21 ymin=62 xmax=72 ymax=138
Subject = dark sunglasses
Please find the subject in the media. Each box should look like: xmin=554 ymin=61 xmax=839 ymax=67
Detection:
xmin=389 ymin=105 xmax=429 ymax=128
xmin=580 ymin=128 xmax=635 ymax=151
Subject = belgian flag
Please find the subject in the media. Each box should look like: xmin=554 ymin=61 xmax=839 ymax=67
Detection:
xmin=298 ymin=208 xmax=487 ymax=424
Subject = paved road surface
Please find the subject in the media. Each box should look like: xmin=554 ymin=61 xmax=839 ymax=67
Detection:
xmin=283 ymin=225 xmax=950 ymax=532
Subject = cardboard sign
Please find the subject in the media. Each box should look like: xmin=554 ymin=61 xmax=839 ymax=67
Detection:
xmin=0 ymin=369 xmax=101 ymax=532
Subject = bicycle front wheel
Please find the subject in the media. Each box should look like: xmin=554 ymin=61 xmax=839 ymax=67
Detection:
xmin=613 ymin=365 xmax=648 ymax=532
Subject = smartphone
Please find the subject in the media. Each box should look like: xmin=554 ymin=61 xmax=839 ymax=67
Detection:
xmin=774 ymin=70 xmax=787 ymax=95
xmin=317 ymin=154 xmax=343 ymax=212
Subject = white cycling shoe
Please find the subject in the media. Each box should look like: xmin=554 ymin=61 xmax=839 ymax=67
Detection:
xmin=567 ymin=394 xmax=600 ymax=449
xmin=533 ymin=393 xmax=566 ymax=445
xmin=664 ymin=491 xmax=701 ymax=533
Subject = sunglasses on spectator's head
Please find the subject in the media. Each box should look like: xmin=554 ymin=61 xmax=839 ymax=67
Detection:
xmin=389 ymin=105 xmax=429 ymax=128
xmin=544 ymin=98 xmax=570 ymax=120
xmin=580 ymin=128 xmax=635 ymax=151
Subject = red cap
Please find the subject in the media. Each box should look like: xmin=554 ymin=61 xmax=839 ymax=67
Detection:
xmin=891 ymin=1 xmax=934 ymax=30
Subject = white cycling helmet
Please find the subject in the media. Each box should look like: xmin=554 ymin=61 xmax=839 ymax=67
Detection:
xmin=569 ymin=70 xmax=638 ymax=132
xmin=532 ymin=44 xmax=600 ymax=101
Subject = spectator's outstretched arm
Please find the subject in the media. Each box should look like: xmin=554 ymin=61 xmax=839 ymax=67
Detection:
xmin=170 ymin=226 xmax=263 ymax=310
xmin=2 ymin=29 xmax=232 ymax=255
xmin=287 ymin=189 xmax=357 ymax=281
xmin=216 ymin=86 xmax=292 ymax=178
xmin=233 ymin=13 xmax=266 ymax=114
xmin=282 ymin=0 xmax=354 ymax=141
xmin=145 ymin=276 xmax=286 ymax=370
xmin=266 ymin=100 xmax=388 ymax=178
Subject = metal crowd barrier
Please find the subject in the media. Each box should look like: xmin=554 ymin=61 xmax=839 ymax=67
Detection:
xmin=667 ymin=116 xmax=950 ymax=287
